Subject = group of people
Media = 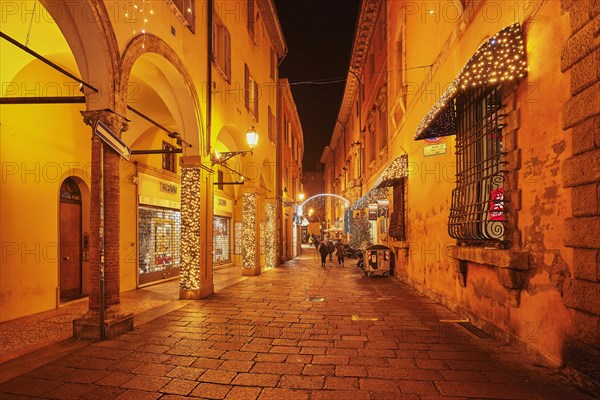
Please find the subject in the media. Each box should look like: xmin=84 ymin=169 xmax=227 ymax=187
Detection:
xmin=308 ymin=234 xmax=346 ymax=268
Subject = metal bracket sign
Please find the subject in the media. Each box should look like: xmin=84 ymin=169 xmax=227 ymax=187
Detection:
xmin=94 ymin=120 xmax=131 ymax=160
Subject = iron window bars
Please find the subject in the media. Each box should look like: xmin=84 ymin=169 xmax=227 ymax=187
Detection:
xmin=448 ymin=84 xmax=507 ymax=244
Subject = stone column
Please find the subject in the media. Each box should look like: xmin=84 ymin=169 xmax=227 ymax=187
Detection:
xmin=74 ymin=110 xmax=133 ymax=339
xmin=179 ymin=156 xmax=214 ymax=299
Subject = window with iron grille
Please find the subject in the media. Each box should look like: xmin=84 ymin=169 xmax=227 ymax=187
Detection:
xmin=162 ymin=141 xmax=176 ymax=173
xmin=389 ymin=179 xmax=406 ymax=241
xmin=448 ymin=84 xmax=507 ymax=244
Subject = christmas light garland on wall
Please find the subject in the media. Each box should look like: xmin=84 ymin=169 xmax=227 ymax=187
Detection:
xmin=242 ymin=193 xmax=257 ymax=269
xmin=125 ymin=0 xmax=154 ymax=48
xmin=180 ymin=167 xmax=201 ymax=290
xmin=415 ymin=23 xmax=527 ymax=140
xmin=373 ymin=154 xmax=409 ymax=189
xmin=265 ymin=203 xmax=276 ymax=269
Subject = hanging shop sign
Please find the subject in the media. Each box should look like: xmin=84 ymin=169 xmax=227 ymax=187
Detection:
xmin=368 ymin=203 xmax=378 ymax=220
xmin=377 ymin=199 xmax=389 ymax=218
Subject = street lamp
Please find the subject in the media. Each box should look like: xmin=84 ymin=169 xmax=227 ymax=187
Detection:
xmin=211 ymin=126 xmax=258 ymax=164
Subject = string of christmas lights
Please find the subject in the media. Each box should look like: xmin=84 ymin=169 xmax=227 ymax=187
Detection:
xmin=265 ymin=203 xmax=276 ymax=269
xmin=180 ymin=167 xmax=201 ymax=290
xmin=373 ymin=154 xmax=409 ymax=189
xmin=242 ymin=193 xmax=257 ymax=269
xmin=414 ymin=23 xmax=527 ymax=140
xmin=125 ymin=0 xmax=154 ymax=48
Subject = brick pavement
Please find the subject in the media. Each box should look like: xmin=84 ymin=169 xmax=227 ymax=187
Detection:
xmin=0 ymin=251 xmax=594 ymax=399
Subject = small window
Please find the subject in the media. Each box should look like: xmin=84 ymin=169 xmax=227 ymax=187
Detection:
xmin=448 ymin=85 xmax=506 ymax=244
xmin=162 ymin=141 xmax=177 ymax=173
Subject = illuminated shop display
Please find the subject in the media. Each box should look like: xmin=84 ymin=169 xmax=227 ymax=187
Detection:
xmin=138 ymin=205 xmax=181 ymax=285
xmin=415 ymin=23 xmax=527 ymax=140
xmin=242 ymin=193 xmax=257 ymax=269
xmin=213 ymin=216 xmax=231 ymax=265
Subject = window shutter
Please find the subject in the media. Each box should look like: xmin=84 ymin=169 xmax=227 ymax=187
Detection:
xmin=224 ymin=28 xmax=231 ymax=80
xmin=253 ymin=80 xmax=259 ymax=121
xmin=247 ymin=0 xmax=255 ymax=36
xmin=244 ymin=64 xmax=250 ymax=110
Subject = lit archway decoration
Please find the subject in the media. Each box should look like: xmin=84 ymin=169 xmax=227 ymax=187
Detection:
xmin=300 ymin=194 xmax=350 ymax=210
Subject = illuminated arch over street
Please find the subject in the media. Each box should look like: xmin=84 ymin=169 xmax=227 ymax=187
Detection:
xmin=299 ymin=193 xmax=350 ymax=213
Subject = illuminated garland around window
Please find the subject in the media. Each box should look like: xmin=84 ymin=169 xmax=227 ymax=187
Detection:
xmin=414 ymin=23 xmax=527 ymax=140
xmin=265 ymin=203 xmax=276 ymax=269
xmin=180 ymin=167 xmax=201 ymax=290
xmin=242 ymin=193 xmax=257 ymax=269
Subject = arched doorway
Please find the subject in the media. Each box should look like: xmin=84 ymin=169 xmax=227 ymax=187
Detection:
xmin=59 ymin=177 xmax=83 ymax=300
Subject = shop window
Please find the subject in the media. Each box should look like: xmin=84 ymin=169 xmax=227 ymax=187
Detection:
xmin=138 ymin=206 xmax=181 ymax=284
xmin=213 ymin=216 xmax=231 ymax=264
xmin=162 ymin=141 xmax=176 ymax=172
xmin=389 ymin=179 xmax=406 ymax=241
xmin=213 ymin=18 xmax=231 ymax=82
xmin=448 ymin=85 xmax=506 ymax=244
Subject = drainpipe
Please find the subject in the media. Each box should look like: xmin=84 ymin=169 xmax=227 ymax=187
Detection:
xmin=207 ymin=0 xmax=213 ymax=156
xmin=276 ymin=53 xmax=287 ymax=265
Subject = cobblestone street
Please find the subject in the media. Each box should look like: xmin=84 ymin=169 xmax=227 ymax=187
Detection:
xmin=0 ymin=250 xmax=593 ymax=399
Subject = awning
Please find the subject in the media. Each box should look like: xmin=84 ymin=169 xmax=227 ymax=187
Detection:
xmin=350 ymin=154 xmax=408 ymax=210
xmin=351 ymin=187 xmax=390 ymax=211
xmin=415 ymin=23 xmax=527 ymax=141
xmin=373 ymin=154 xmax=409 ymax=189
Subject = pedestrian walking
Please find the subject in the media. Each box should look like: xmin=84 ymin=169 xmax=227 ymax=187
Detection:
xmin=313 ymin=236 xmax=320 ymax=252
xmin=336 ymin=241 xmax=346 ymax=266
xmin=318 ymin=241 xmax=329 ymax=267
xmin=327 ymin=240 xmax=335 ymax=262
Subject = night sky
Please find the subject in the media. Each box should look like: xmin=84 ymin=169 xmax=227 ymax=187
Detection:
xmin=273 ymin=0 xmax=361 ymax=171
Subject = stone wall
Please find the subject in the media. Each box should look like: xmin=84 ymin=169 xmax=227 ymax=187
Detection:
xmin=561 ymin=0 xmax=600 ymax=383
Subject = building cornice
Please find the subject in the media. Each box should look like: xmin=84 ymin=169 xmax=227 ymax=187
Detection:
xmin=256 ymin=0 xmax=287 ymax=57
xmin=329 ymin=0 xmax=381 ymax=153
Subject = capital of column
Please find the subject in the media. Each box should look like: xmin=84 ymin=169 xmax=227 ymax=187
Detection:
xmin=81 ymin=109 xmax=129 ymax=137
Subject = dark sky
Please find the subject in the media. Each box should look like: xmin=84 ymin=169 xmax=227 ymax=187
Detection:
xmin=273 ymin=0 xmax=361 ymax=170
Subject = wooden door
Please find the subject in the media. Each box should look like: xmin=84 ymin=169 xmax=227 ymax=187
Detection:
xmin=59 ymin=180 xmax=82 ymax=300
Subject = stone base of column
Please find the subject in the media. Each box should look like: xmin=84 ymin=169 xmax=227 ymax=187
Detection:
xmin=180 ymin=285 xmax=213 ymax=300
xmin=242 ymin=268 xmax=261 ymax=276
xmin=73 ymin=308 xmax=134 ymax=340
